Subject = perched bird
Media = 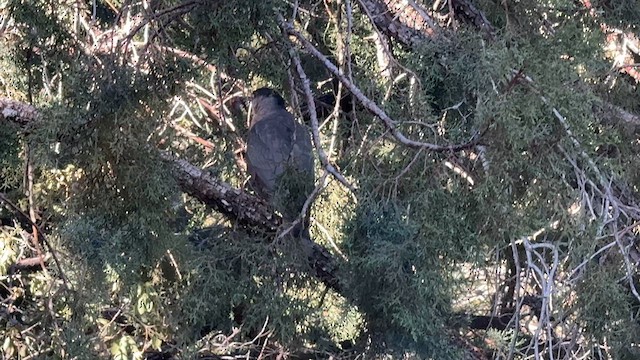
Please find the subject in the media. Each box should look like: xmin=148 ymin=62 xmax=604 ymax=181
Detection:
xmin=245 ymin=88 xmax=315 ymax=237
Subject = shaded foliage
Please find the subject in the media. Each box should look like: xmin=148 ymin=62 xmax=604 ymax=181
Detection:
xmin=1 ymin=0 xmax=640 ymax=359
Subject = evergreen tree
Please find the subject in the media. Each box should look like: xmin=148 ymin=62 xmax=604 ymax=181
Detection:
xmin=1 ymin=0 xmax=640 ymax=358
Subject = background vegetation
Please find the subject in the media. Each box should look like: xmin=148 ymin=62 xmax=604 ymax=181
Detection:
xmin=1 ymin=0 xmax=640 ymax=359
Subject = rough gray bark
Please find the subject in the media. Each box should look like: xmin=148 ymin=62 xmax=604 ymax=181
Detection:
xmin=161 ymin=152 xmax=342 ymax=292
xmin=162 ymin=152 xmax=281 ymax=232
xmin=356 ymin=0 xmax=435 ymax=47
xmin=0 ymin=97 xmax=343 ymax=292
xmin=0 ymin=98 xmax=39 ymax=127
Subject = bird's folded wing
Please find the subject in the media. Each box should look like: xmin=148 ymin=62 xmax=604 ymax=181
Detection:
xmin=246 ymin=113 xmax=296 ymax=195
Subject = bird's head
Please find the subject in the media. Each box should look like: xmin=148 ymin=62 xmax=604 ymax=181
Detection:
xmin=249 ymin=88 xmax=287 ymax=127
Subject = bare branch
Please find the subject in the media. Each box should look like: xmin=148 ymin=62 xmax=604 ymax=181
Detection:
xmin=0 ymin=97 xmax=39 ymax=126
xmin=0 ymin=193 xmax=68 ymax=287
xmin=160 ymin=151 xmax=343 ymax=292
xmin=279 ymin=16 xmax=482 ymax=152
xmin=287 ymin=42 xmax=358 ymax=195
xmin=355 ymin=0 xmax=438 ymax=46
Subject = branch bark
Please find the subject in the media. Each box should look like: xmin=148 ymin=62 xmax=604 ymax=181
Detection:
xmin=0 ymin=97 xmax=343 ymax=292
xmin=0 ymin=98 xmax=39 ymax=127
xmin=161 ymin=152 xmax=343 ymax=291
xmin=279 ymin=16 xmax=482 ymax=152
xmin=355 ymin=0 xmax=438 ymax=47
xmin=161 ymin=152 xmax=280 ymax=231
xmin=1 ymin=88 xmax=517 ymax=330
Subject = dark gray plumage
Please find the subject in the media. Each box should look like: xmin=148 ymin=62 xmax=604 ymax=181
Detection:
xmin=246 ymin=88 xmax=315 ymax=233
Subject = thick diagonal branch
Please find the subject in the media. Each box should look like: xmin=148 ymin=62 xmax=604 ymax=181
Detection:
xmin=160 ymin=152 xmax=342 ymax=291
xmin=0 ymin=97 xmax=343 ymax=292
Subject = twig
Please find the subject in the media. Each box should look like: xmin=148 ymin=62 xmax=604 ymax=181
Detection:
xmin=344 ymin=0 xmax=354 ymax=82
xmin=279 ymin=15 xmax=482 ymax=152
xmin=121 ymin=1 xmax=199 ymax=51
xmin=158 ymin=45 xmax=218 ymax=72
xmin=356 ymin=0 xmax=424 ymax=83
xmin=327 ymin=0 xmax=351 ymax=161
xmin=507 ymin=237 xmax=524 ymax=359
xmin=10 ymin=256 xmax=47 ymax=271
xmin=0 ymin=193 xmax=68 ymax=287
xmin=24 ymin=144 xmax=48 ymax=276
xmin=311 ymin=217 xmax=348 ymax=261
xmin=276 ymin=171 xmax=330 ymax=241
xmin=173 ymin=123 xmax=215 ymax=150
xmin=285 ymin=33 xmax=358 ymax=195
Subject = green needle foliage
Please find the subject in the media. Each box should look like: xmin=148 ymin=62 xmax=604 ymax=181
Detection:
xmin=1 ymin=0 xmax=640 ymax=359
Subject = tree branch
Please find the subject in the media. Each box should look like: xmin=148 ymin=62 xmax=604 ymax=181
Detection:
xmin=1 ymin=84 xmax=515 ymax=330
xmin=279 ymin=16 xmax=482 ymax=152
xmin=0 ymin=97 xmax=39 ymax=127
xmin=160 ymin=151 xmax=343 ymax=292
xmin=355 ymin=0 xmax=437 ymax=47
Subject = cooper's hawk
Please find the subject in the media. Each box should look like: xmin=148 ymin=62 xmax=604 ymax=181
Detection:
xmin=245 ymin=88 xmax=315 ymax=237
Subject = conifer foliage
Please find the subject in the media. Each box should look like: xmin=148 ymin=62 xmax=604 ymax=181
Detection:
xmin=1 ymin=0 xmax=640 ymax=359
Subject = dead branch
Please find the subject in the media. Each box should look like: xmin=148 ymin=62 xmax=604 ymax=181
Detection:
xmin=0 ymin=97 xmax=39 ymax=126
xmin=0 ymin=192 xmax=68 ymax=286
xmin=450 ymin=0 xmax=496 ymax=39
xmin=10 ymin=256 xmax=47 ymax=272
xmin=287 ymin=45 xmax=358 ymax=194
xmin=355 ymin=0 xmax=438 ymax=47
xmin=279 ymin=16 xmax=482 ymax=152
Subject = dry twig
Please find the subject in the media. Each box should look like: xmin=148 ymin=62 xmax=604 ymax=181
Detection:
xmin=278 ymin=15 xmax=483 ymax=152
